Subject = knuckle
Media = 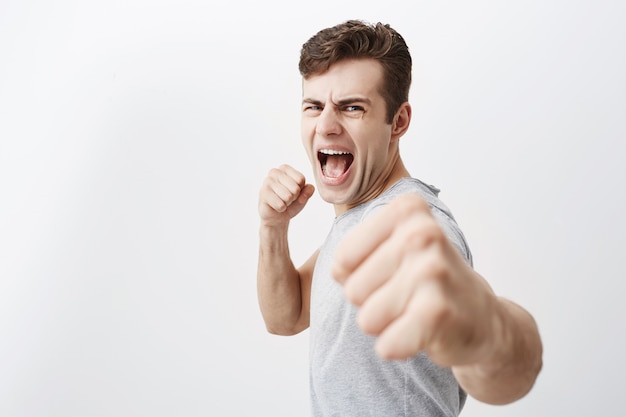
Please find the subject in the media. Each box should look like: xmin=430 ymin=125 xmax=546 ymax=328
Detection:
xmin=344 ymin=287 xmax=359 ymax=306
xmin=343 ymin=281 xmax=364 ymax=307
xmin=392 ymin=193 xmax=429 ymax=218
xmin=356 ymin=309 xmax=376 ymax=334
xmin=426 ymin=257 xmax=448 ymax=279
xmin=287 ymin=183 xmax=302 ymax=198
xmin=268 ymin=167 xmax=282 ymax=177
xmin=427 ymin=301 xmax=453 ymax=329
xmin=420 ymin=249 xmax=451 ymax=288
xmin=273 ymin=199 xmax=288 ymax=213
xmin=402 ymin=216 xmax=444 ymax=249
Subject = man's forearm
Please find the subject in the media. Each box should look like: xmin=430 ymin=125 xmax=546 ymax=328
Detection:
xmin=453 ymin=297 xmax=543 ymax=404
xmin=257 ymin=224 xmax=306 ymax=335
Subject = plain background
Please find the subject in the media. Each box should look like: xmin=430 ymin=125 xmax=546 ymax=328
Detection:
xmin=1 ymin=0 xmax=625 ymax=416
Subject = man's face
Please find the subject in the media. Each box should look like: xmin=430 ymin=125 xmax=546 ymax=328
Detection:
xmin=301 ymin=58 xmax=397 ymax=214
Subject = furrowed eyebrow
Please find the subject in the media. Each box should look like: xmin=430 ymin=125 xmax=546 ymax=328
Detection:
xmin=301 ymin=97 xmax=371 ymax=107
xmin=302 ymin=98 xmax=323 ymax=107
xmin=334 ymin=97 xmax=371 ymax=107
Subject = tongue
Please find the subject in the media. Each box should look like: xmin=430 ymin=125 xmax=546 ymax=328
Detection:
xmin=323 ymin=154 xmax=350 ymax=178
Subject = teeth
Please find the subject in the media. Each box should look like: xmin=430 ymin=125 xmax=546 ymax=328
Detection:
xmin=319 ymin=149 xmax=351 ymax=155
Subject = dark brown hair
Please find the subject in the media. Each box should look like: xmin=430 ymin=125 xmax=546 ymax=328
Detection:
xmin=299 ymin=20 xmax=412 ymax=123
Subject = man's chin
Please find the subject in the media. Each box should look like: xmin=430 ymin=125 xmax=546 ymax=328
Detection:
xmin=317 ymin=186 xmax=350 ymax=205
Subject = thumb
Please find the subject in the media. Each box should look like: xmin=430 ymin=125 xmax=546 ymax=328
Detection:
xmin=287 ymin=183 xmax=315 ymax=218
xmin=299 ymin=183 xmax=315 ymax=203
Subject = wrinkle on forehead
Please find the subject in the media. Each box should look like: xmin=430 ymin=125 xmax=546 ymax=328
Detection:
xmin=301 ymin=96 xmax=372 ymax=107
xmin=301 ymin=59 xmax=384 ymax=103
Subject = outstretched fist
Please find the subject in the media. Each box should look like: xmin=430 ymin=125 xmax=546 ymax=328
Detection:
xmin=333 ymin=193 xmax=497 ymax=366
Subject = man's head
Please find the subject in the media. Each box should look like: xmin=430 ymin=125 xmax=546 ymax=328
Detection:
xmin=299 ymin=21 xmax=413 ymax=215
xmin=299 ymin=20 xmax=412 ymax=124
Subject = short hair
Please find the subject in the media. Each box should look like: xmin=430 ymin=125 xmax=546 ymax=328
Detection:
xmin=299 ymin=20 xmax=412 ymax=124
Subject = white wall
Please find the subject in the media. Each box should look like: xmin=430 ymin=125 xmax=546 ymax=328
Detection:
xmin=1 ymin=1 xmax=624 ymax=415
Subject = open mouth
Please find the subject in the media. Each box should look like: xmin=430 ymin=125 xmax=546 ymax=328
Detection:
xmin=318 ymin=149 xmax=354 ymax=178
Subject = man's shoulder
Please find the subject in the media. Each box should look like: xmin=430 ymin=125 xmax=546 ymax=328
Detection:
xmin=365 ymin=177 xmax=474 ymax=265
xmin=366 ymin=177 xmax=445 ymax=215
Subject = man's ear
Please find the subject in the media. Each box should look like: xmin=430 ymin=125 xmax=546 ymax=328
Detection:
xmin=391 ymin=102 xmax=412 ymax=142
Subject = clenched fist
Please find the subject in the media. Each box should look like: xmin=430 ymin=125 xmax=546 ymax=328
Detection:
xmin=332 ymin=193 xmax=498 ymax=367
xmin=258 ymin=164 xmax=316 ymax=227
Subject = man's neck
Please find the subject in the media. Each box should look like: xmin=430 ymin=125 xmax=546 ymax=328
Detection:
xmin=333 ymin=156 xmax=410 ymax=216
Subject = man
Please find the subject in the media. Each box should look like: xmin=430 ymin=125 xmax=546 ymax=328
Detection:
xmin=257 ymin=20 xmax=542 ymax=416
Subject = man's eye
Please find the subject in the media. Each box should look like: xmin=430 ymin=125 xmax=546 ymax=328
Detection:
xmin=304 ymin=105 xmax=322 ymax=112
xmin=345 ymin=105 xmax=364 ymax=112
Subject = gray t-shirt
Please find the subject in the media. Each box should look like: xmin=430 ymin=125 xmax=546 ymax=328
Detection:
xmin=309 ymin=178 xmax=472 ymax=417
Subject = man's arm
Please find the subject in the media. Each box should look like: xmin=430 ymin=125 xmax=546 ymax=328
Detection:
xmin=452 ymin=296 xmax=542 ymax=404
xmin=257 ymin=232 xmax=317 ymax=335
xmin=332 ymin=193 xmax=542 ymax=404
xmin=257 ymin=164 xmax=316 ymax=335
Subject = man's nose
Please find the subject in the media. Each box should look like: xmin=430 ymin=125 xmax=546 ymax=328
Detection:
xmin=315 ymin=107 xmax=342 ymax=137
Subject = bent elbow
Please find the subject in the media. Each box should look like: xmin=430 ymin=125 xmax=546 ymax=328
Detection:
xmin=266 ymin=326 xmax=295 ymax=336
xmin=264 ymin=321 xmax=307 ymax=336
